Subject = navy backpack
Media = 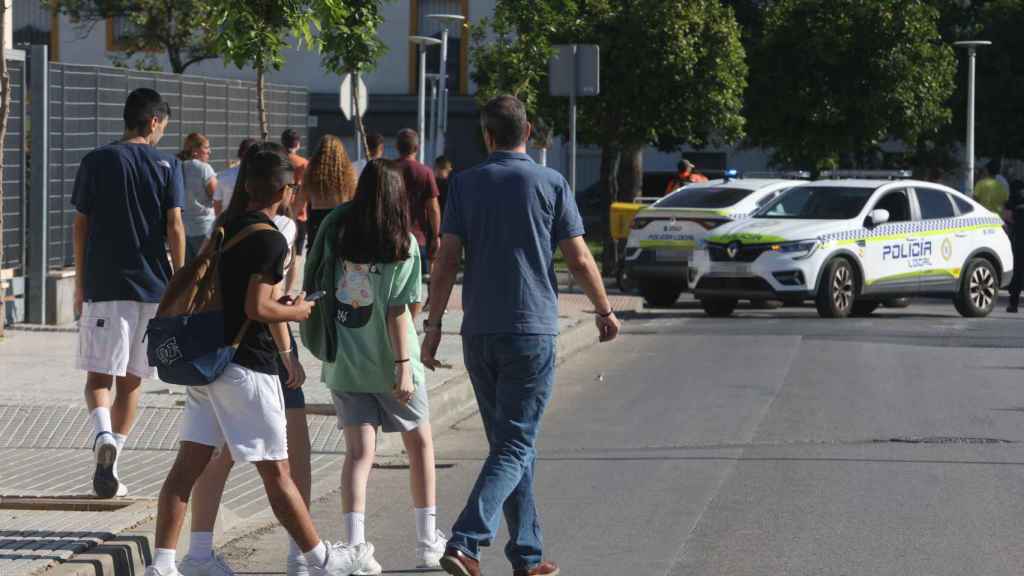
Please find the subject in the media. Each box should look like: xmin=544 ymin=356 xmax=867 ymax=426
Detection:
xmin=146 ymin=223 xmax=274 ymax=385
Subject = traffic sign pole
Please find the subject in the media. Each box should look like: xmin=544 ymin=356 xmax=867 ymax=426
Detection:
xmin=569 ymin=44 xmax=577 ymax=194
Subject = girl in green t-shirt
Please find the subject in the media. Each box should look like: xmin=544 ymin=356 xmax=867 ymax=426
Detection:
xmin=326 ymin=159 xmax=446 ymax=573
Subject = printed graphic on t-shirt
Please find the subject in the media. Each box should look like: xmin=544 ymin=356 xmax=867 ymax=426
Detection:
xmin=335 ymin=261 xmax=380 ymax=328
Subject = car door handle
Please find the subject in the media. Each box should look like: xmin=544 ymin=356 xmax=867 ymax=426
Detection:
xmin=955 ymin=233 xmax=968 ymax=238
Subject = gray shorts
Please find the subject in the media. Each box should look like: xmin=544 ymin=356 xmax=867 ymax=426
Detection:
xmin=332 ymin=383 xmax=430 ymax=433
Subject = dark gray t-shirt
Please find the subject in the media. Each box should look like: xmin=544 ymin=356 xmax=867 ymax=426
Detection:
xmin=442 ymin=151 xmax=584 ymax=336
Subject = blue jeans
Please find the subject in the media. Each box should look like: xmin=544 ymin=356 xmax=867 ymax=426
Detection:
xmin=448 ymin=334 xmax=556 ymax=569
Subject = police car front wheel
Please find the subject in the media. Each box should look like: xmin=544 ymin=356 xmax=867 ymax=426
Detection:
xmin=816 ymin=258 xmax=858 ymax=318
xmin=955 ymin=258 xmax=998 ymax=318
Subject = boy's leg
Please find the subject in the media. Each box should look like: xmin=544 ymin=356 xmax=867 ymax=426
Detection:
xmin=111 ymin=375 xmax=143 ymax=435
xmin=285 ymin=405 xmax=312 ymax=566
xmin=254 ymin=460 xmax=321 ymax=551
xmin=185 ymin=448 xmax=234 ymax=561
xmin=153 ymin=441 xmax=216 ymax=570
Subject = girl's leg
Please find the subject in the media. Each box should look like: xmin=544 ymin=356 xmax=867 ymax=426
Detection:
xmin=400 ymin=422 xmax=436 ymax=509
xmin=341 ymin=424 xmax=376 ymax=545
xmin=285 ymin=407 xmax=312 ymax=564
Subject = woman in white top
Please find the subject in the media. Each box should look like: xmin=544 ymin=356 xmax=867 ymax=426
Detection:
xmin=178 ymin=133 xmax=218 ymax=263
xmin=213 ymin=137 xmax=259 ymax=216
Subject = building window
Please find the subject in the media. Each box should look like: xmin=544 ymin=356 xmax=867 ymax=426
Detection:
xmin=410 ymin=0 xmax=468 ymax=95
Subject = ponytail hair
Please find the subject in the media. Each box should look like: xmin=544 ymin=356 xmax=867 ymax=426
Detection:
xmin=217 ymin=141 xmax=293 ymax=229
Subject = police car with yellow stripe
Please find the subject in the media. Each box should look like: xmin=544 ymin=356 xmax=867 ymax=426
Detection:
xmin=691 ymin=179 xmax=1013 ymax=318
xmin=625 ymin=176 xmax=808 ymax=306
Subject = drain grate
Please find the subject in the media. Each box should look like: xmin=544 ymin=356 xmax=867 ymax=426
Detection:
xmin=879 ymin=436 xmax=1014 ymax=445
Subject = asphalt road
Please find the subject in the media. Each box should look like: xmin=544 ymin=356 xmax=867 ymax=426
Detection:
xmin=222 ymin=296 xmax=1024 ymax=575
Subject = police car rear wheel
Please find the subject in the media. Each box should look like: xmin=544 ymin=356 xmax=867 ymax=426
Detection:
xmin=956 ymin=258 xmax=997 ymax=317
xmin=816 ymin=258 xmax=857 ymax=318
xmin=702 ymin=299 xmax=737 ymax=317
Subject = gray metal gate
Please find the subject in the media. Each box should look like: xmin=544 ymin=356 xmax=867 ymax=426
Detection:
xmin=1 ymin=51 xmax=26 ymax=274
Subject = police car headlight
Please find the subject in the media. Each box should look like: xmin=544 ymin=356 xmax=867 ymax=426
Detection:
xmin=772 ymin=241 xmax=819 ymax=259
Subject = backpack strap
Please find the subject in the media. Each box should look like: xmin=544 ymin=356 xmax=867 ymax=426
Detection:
xmin=221 ymin=222 xmax=279 ymax=347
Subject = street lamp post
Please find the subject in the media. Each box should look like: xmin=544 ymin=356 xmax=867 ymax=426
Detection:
xmin=425 ymin=14 xmax=466 ymax=160
xmin=409 ymin=36 xmax=442 ymax=164
xmin=954 ymin=40 xmax=992 ymax=196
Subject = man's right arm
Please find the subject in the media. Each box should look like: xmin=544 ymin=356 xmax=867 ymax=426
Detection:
xmin=558 ymin=235 xmax=620 ymax=342
xmin=166 ymin=208 xmax=186 ymax=272
xmin=73 ymin=213 xmax=89 ymax=318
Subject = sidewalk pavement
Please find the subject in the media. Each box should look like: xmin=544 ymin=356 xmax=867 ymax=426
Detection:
xmin=0 ymin=284 xmax=642 ymax=576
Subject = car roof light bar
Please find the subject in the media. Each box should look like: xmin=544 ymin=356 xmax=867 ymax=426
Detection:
xmin=820 ymin=169 xmax=913 ymax=180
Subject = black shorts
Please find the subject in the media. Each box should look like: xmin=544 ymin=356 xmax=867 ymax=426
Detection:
xmin=294 ymin=220 xmax=308 ymax=256
xmin=307 ymin=208 xmax=333 ymax=253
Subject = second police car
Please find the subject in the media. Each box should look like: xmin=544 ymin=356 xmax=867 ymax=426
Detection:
xmin=625 ymin=176 xmax=808 ymax=306
xmin=691 ymin=179 xmax=1013 ymax=318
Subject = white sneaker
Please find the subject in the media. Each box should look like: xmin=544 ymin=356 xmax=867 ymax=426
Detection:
xmin=116 ymin=481 xmax=129 ymax=497
xmin=179 ymin=554 xmax=236 ymax=576
xmin=310 ymin=541 xmax=373 ymax=576
xmin=416 ymin=530 xmax=448 ymax=569
xmin=144 ymin=566 xmax=183 ymax=576
xmin=352 ymin=546 xmax=382 ymax=576
xmin=287 ymin=555 xmax=310 ymax=576
xmin=92 ymin=432 xmax=119 ymax=499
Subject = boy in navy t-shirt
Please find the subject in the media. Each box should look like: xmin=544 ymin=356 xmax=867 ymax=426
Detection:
xmin=72 ymin=88 xmax=186 ymax=498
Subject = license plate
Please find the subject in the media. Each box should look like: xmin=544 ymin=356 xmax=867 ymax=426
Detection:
xmin=655 ymin=250 xmax=689 ymax=262
xmin=710 ymin=263 xmax=752 ymax=276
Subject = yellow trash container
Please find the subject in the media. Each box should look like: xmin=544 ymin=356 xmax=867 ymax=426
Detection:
xmin=610 ymin=202 xmax=647 ymax=241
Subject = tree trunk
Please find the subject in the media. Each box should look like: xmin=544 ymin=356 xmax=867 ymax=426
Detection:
xmin=256 ymin=65 xmax=268 ymax=141
xmin=618 ymin=144 xmax=644 ymax=202
xmin=599 ymin=143 xmax=621 ymax=276
xmin=168 ymin=46 xmax=184 ymax=74
xmin=0 ymin=0 xmax=9 ymax=335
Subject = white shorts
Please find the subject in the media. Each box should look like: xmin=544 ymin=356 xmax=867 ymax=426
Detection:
xmin=180 ymin=363 xmax=288 ymax=462
xmin=76 ymin=300 xmax=159 ymax=379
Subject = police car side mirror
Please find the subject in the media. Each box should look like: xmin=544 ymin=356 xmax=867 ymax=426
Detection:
xmin=866 ymin=209 xmax=890 ymax=228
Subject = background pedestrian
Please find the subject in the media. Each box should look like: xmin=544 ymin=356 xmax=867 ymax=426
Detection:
xmin=178 ymin=133 xmax=219 ymax=263
xmin=395 ymin=129 xmax=440 ymax=315
xmin=283 ymin=128 xmax=309 ymax=294
xmin=352 ymin=132 xmax=385 ymax=177
xmin=214 ymin=137 xmax=259 ymax=216
xmin=300 ymin=134 xmax=358 ymax=252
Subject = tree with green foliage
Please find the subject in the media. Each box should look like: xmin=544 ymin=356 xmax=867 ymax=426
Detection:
xmin=746 ymin=0 xmax=956 ymax=173
xmin=206 ymin=0 xmax=313 ymax=140
xmin=471 ymin=0 xmax=747 ymax=270
xmin=47 ymin=0 xmax=218 ymax=73
xmin=313 ymin=0 xmax=387 ymax=154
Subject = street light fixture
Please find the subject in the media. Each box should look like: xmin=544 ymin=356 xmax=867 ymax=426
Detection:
xmin=954 ymin=40 xmax=992 ymax=196
xmin=409 ymin=35 xmax=443 ymax=163
xmin=424 ymin=14 xmax=466 ymax=160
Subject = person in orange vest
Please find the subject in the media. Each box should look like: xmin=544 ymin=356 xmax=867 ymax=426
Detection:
xmin=664 ymin=159 xmax=709 ymax=195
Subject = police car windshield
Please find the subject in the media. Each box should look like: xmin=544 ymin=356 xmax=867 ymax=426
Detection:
xmin=657 ymin=187 xmax=753 ymax=209
xmin=754 ymin=186 xmax=875 ymax=220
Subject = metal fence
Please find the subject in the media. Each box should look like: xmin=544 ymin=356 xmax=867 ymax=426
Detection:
xmin=1 ymin=52 xmax=26 ymax=273
xmin=44 ymin=61 xmax=309 ymax=270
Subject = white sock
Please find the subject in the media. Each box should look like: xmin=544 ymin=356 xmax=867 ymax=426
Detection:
xmin=288 ymin=538 xmax=303 ymax=562
xmin=189 ymin=532 xmax=214 ymax=560
xmin=303 ymin=541 xmax=327 ymax=568
xmin=113 ymin=434 xmax=127 ymax=479
xmin=154 ymin=548 xmax=176 ymax=572
xmin=415 ymin=507 xmax=437 ymax=544
xmin=344 ymin=512 xmax=366 ymax=545
xmin=90 ymin=407 xmax=113 ymax=439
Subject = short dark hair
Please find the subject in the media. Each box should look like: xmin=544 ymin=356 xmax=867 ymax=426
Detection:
xmin=219 ymin=142 xmax=292 ymax=227
xmin=397 ymin=129 xmax=419 ymax=157
xmin=434 ymin=155 xmax=452 ymax=170
xmin=366 ymin=132 xmax=385 ymax=152
xmin=337 ymin=159 xmax=411 ymax=264
xmin=123 ymin=88 xmax=171 ymax=133
xmin=480 ymin=95 xmax=529 ymax=149
xmin=678 ymin=159 xmax=695 ymax=172
xmin=987 ymin=158 xmax=1002 ymax=176
xmin=237 ymin=137 xmax=259 ymax=160
xmin=281 ymin=128 xmax=302 ymax=151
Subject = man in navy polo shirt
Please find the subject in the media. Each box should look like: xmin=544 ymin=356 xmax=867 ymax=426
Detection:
xmin=422 ymin=95 xmax=620 ymax=576
xmin=72 ymin=88 xmax=186 ymax=498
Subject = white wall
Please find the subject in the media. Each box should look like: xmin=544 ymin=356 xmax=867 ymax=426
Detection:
xmin=56 ymin=5 xmax=415 ymax=95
